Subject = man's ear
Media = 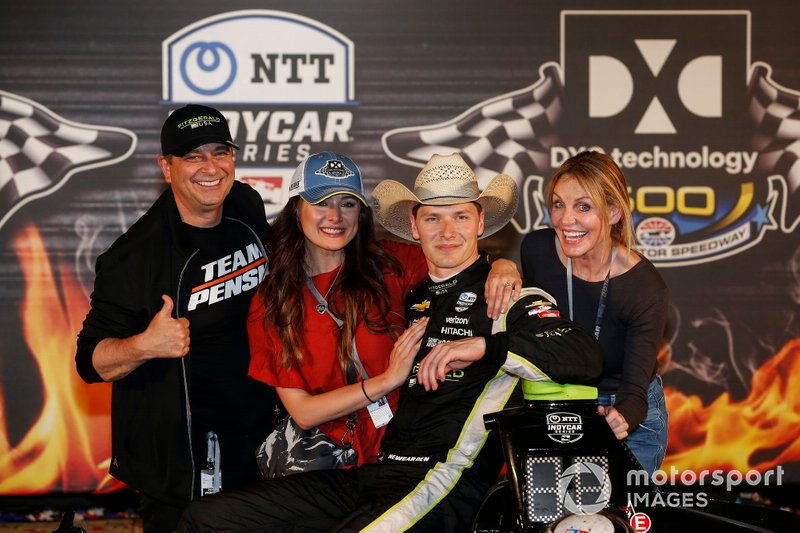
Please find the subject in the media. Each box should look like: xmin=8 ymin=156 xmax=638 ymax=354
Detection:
xmin=477 ymin=208 xmax=486 ymax=237
xmin=156 ymin=155 xmax=172 ymax=184
xmin=409 ymin=211 xmax=420 ymax=241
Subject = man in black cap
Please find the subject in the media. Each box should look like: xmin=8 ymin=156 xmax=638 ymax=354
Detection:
xmin=76 ymin=105 xmax=279 ymax=532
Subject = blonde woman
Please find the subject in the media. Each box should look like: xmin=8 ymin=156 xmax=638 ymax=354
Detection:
xmin=520 ymin=150 xmax=670 ymax=475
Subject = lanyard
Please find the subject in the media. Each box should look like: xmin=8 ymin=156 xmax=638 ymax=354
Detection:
xmin=303 ymin=272 xmax=360 ymax=436
xmin=566 ymin=249 xmax=615 ymax=340
xmin=302 ymin=272 xmax=368 ymax=380
xmin=304 ymin=271 xmax=394 ymax=432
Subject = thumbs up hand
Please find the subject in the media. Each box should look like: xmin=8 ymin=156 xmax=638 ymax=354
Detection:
xmin=140 ymin=294 xmax=191 ymax=359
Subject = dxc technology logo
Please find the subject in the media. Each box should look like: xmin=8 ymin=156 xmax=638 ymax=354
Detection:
xmin=383 ymin=10 xmax=800 ymax=266
xmin=588 ymin=39 xmax=722 ymax=134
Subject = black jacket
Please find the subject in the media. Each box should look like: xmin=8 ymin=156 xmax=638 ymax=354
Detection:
xmin=380 ymin=254 xmax=604 ymax=465
xmin=75 ymin=181 xmax=270 ymax=505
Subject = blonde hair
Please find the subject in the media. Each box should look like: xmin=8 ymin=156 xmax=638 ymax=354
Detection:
xmin=546 ymin=151 xmax=635 ymax=249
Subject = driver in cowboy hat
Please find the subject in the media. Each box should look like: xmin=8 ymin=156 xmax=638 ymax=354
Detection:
xmin=178 ymin=153 xmax=603 ymax=533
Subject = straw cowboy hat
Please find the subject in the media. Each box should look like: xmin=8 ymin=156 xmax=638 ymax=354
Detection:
xmin=373 ymin=153 xmax=518 ymax=241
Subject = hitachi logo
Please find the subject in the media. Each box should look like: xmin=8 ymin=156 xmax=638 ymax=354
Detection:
xmin=440 ymin=327 xmax=472 ymax=336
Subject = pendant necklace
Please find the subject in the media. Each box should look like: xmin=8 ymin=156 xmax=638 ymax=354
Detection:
xmin=305 ymin=264 xmax=343 ymax=315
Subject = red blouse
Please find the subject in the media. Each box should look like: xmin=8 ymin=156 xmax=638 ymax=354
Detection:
xmin=247 ymin=240 xmax=428 ymax=464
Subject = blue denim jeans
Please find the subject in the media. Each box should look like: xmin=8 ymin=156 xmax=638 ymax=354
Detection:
xmin=598 ymin=375 xmax=668 ymax=476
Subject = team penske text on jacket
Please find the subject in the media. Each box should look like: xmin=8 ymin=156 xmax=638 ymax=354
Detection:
xmin=187 ymin=242 xmax=267 ymax=311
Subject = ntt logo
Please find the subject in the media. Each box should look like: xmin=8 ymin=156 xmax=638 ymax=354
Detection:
xmin=162 ymin=10 xmax=355 ymax=104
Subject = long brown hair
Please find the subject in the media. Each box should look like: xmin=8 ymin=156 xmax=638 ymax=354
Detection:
xmin=546 ymin=150 xmax=635 ymax=249
xmin=255 ymin=196 xmax=402 ymax=374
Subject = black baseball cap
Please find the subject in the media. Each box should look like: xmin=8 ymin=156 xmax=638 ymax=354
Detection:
xmin=160 ymin=104 xmax=240 ymax=156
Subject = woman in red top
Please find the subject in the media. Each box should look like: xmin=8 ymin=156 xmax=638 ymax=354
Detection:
xmin=248 ymin=152 xmax=520 ymax=468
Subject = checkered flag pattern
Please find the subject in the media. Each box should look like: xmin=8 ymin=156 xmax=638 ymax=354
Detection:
xmin=748 ymin=63 xmax=800 ymax=231
xmin=0 ymin=91 xmax=135 ymax=230
xmin=382 ymin=63 xmax=563 ymax=185
xmin=523 ymin=455 xmax=563 ymax=523
xmin=748 ymin=63 xmax=800 ymax=192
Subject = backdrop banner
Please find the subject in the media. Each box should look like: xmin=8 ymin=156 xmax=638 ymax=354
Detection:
xmin=0 ymin=0 xmax=798 ymax=495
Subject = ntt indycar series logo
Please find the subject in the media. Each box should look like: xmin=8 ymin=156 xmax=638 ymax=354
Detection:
xmin=162 ymin=10 xmax=356 ymax=218
xmin=382 ymin=10 xmax=800 ymax=267
xmin=546 ymin=412 xmax=585 ymax=444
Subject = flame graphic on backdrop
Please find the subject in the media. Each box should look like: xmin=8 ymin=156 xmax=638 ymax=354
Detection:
xmin=664 ymin=339 xmax=800 ymax=473
xmin=0 ymin=225 xmax=120 ymax=493
xmin=0 ymin=225 xmax=797 ymax=493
